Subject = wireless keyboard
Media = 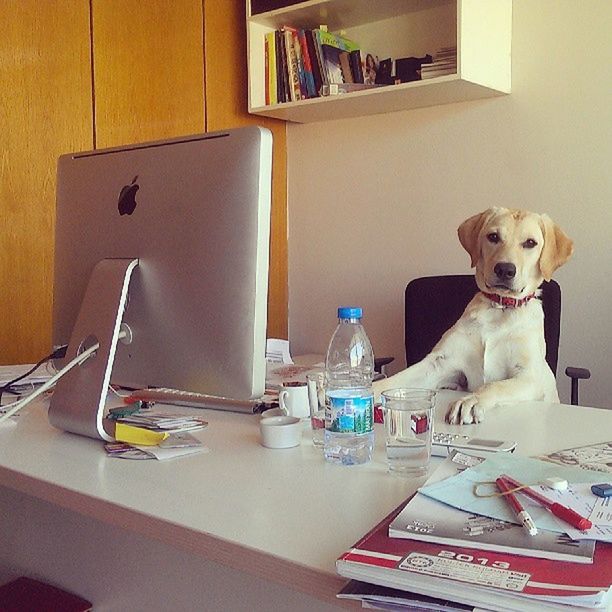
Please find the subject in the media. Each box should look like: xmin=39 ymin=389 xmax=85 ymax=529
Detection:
xmin=125 ymin=388 xmax=270 ymax=414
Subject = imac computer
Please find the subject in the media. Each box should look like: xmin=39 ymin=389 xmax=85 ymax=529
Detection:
xmin=48 ymin=126 xmax=272 ymax=440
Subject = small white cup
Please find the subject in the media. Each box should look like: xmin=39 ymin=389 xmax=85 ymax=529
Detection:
xmin=260 ymin=415 xmax=302 ymax=449
xmin=278 ymin=382 xmax=310 ymax=419
xmin=260 ymin=407 xmax=285 ymax=419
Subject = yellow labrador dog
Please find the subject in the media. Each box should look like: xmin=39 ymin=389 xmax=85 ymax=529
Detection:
xmin=373 ymin=207 xmax=573 ymax=424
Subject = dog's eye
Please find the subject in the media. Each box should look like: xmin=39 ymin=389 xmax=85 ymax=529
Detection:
xmin=487 ymin=232 xmax=500 ymax=244
xmin=523 ymin=239 xmax=538 ymax=249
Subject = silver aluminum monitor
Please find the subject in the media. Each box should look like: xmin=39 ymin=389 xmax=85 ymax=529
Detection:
xmin=52 ymin=126 xmax=272 ymax=404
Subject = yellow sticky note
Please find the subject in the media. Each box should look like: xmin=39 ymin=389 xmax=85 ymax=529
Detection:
xmin=115 ymin=423 xmax=168 ymax=446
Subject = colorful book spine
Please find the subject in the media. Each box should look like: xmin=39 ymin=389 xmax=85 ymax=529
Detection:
xmin=297 ymin=29 xmax=316 ymax=98
xmin=264 ymin=31 xmax=277 ymax=105
xmin=282 ymin=26 xmax=301 ymax=101
xmin=290 ymin=27 xmax=308 ymax=99
xmin=276 ymin=29 xmax=288 ymax=103
xmin=305 ymin=29 xmax=324 ymax=95
xmin=266 ymin=27 xmax=361 ymax=101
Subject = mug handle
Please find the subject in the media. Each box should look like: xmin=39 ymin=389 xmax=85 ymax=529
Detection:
xmin=278 ymin=390 xmax=289 ymax=415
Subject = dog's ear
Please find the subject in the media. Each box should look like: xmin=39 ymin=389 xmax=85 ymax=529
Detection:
xmin=457 ymin=209 xmax=494 ymax=267
xmin=538 ymin=214 xmax=574 ymax=280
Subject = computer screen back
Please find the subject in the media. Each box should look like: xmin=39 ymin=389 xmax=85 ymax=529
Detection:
xmin=53 ymin=126 xmax=272 ymax=399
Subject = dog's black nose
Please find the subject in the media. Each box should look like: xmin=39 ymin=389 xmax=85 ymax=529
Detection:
xmin=494 ymin=262 xmax=516 ymax=279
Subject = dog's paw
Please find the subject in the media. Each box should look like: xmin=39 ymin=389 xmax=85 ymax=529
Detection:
xmin=446 ymin=394 xmax=485 ymax=424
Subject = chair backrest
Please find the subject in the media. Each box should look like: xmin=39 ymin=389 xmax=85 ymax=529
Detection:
xmin=404 ymin=275 xmax=561 ymax=375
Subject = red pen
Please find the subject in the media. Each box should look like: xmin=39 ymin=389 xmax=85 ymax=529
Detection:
xmin=500 ymin=474 xmax=593 ymax=531
xmin=495 ymin=477 xmax=538 ymax=536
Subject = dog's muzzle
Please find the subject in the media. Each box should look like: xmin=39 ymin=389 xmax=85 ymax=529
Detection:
xmin=491 ymin=261 xmax=516 ymax=290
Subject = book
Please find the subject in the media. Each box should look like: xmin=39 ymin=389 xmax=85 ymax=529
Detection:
xmin=314 ymin=29 xmax=360 ymax=85
xmin=338 ymin=580 xmax=475 ymax=611
xmin=538 ymin=441 xmax=612 ymax=474
xmin=421 ymin=69 xmax=456 ymax=79
xmin=316 ymin=29 xmax=360 ymax=54
xmin=264 ymin=34 xmax=270 ymax=105
xmin=388 ymin=454 xmax=595 ymax=563
xmin=338 ymin=50 xmax=354 ymax=84
xmin=297 ymin=29 xmax=316 ymax=98
xmin=421 ymin=45 xmax=457 ymax=79
xmin=287 ymin=26 xmax=308 ymax=99
xmin=337 ymin=503 xmax=612 ymax=611
xmin=304 ymin=29 xmax=324 ymax=96
xmin=275 ymin=29 xmax=288 ymax=103
xmin=349 ymin=49 xmax=364 ymax=84
xmin=282 ymin=26 xmax=301 ymax=101
xmin=264 ymin=31 xmax=277 ymax=105
xmin=320 ymin=44 xmax=344 ymax=85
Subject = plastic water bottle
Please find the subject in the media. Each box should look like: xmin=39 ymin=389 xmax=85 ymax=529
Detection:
xmin=324 ymin=306 xmax=375 ymax=465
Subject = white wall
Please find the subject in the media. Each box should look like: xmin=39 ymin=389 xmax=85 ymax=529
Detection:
xmin=287 ymin=1 xmax=612 ymax=409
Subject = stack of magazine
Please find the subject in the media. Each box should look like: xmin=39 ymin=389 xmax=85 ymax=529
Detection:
xmin=336 ymin=447 xmax=612 ymax=611
xmin=420 ymin=46 xmax=457 ymax=79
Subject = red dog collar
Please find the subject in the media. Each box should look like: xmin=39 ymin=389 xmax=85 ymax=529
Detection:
xmin=481 ymin=291 xmax=536 ymax=308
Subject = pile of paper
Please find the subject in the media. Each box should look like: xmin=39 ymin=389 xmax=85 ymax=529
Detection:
xmin=106 ymin=408 xmax=209 ymax=460
xmin=115 ymin=411 xmax=208 ymax=433
xmin=105 ymin=431 xmax=208 ymax=461
xmin=420 ymin=46 xmax=457 ymax=79
xmin=0 ymin=363 xmax=53 ymax=390
xmin=337 ymin=450 xmax=612 ymax=611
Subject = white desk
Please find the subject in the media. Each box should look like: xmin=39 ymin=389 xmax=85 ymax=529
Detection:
xmin=0 ymin=393 xmax=609 ymax=611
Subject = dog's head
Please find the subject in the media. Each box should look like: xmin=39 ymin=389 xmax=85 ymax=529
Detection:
xmin=458 ymin=207 xmax=573 ymax=297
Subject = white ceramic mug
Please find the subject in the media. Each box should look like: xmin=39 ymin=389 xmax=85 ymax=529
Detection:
xmin=278 ymin=381 xmax=310 ymax=419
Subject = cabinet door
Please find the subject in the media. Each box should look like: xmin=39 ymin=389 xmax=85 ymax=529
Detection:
xmin=205 ymin=0 xmax=288 ymax=339
xmin=91 ymin=0 xmax=205 ymax=148
xmin=0 ymin=0 xmax=93 ymax=363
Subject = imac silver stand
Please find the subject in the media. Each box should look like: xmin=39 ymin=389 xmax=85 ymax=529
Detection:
xmin=48 ymin=258 xmax=138 ymax=441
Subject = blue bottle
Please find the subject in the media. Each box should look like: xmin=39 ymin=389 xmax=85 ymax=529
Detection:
xmin=324 ymin=307 xmax=375 ymax=465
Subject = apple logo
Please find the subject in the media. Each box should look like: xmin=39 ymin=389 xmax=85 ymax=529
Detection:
xmin=117 ymin=176 xmax=139 ymax=215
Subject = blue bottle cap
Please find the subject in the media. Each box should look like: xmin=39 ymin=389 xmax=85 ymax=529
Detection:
xmin=338 ymin=306 xmax=362 ymax=319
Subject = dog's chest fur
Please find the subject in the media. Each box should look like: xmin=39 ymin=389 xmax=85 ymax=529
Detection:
xmin=459 ymin=296 xmax=545 ymax=388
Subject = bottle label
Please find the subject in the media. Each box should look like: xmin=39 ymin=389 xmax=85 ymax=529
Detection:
xmin=326 ymin=392 xmax=374 ymax=435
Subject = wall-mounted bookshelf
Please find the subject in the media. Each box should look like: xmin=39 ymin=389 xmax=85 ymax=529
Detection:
xmin=247 ymin=0 xmax=512 ymax=123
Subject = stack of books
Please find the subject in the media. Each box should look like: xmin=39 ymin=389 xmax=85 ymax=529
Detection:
xmin=264 ymin=27 xmax=369 ymax=104
xmin=336 ymin=451 xmax=612 ymax=610
xmin=420 ymin=46 xmax=457 ymax=79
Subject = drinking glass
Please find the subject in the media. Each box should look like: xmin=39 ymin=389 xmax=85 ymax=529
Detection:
xmin=381 ymin=388 xmax=436 ymax=476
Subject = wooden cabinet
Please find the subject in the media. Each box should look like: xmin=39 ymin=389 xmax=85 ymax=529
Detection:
xmin=1 ymin=0 xmax=288 ymax=364
xmin=247 ymin=0 xmax=512 ymax=123
xmin=92 ymin=0 xmax=205 ymax=149
xmin=0 ymin=1 xmax=93 ymax=363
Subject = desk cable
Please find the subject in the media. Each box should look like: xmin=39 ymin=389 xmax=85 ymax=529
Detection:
xmin=0 ymin=342 xmax=100 ymax=425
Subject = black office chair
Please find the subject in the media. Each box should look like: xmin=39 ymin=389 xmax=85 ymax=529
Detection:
xmin=378 ymin=275 xmax=589 ymax=404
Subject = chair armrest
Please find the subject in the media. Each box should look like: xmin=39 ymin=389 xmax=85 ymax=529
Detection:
xmin=565 ymin=367 xmax=591 ymax=380
xmin=564 ymin=366 xmax=591 ymax=406
xmin=374 ymin=356 xmax=394 ymax=377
